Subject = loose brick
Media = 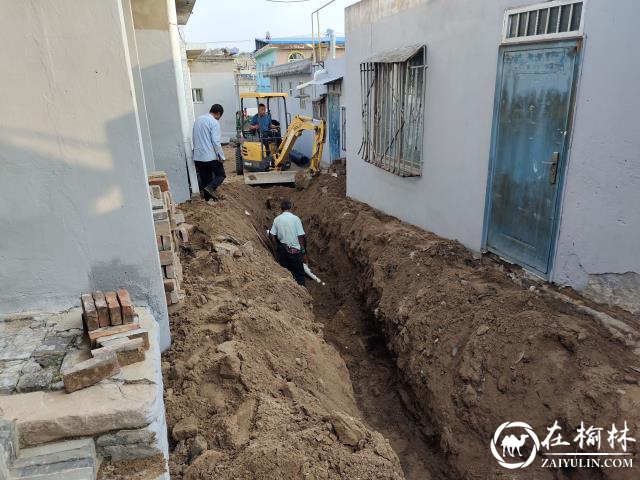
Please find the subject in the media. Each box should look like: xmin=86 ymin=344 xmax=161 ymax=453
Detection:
xmin=97 ymin=328 xmax=150 ymax=350
xmin=165 ymin=264 xmax=176 ymax=279
xmin=160 ymin=234 xmax=172 ymax=252
xmin=116 ymin=289 xmax=135 ymax=324
xmin=174 ymin=212 xmax=185 ymax=225
xmin=166 ymin=290 xmax=179 ymax=305
xmin=153 ymin=209 xmax=168 ymax=221
xmin=149 ymin=184 xmax=162 ymax=200
xmin=92 ymin=337 xmax=145 ymax=367
xmin=148 ymin=172 xmax=169 ymax=192
xmin=92 ymin=291 xmax=110 ymax=328
xmin=154 ymin=218 xmax=171 ymax=236
xmin=87 ymin=323 xmax=140 ymax=344
xmin=163 ymin=278 xmax=176 ymax=292
xmin=159 ymin=250 xmax=174 ymax=266
xmin=80 ymin=294 xmax=99 ymax=331
xmin=177 ymin=225 xmax=190 ymax=244
xmin=104 ymin=292 xmax=122 ymax=325
xmin=62 ymin=351 xmax=120 ymax=393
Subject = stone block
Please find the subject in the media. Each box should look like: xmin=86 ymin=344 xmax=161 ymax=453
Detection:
xmin=62 ymin=352 xmax=120 ymax=393
xmin=0 ymin=419 xmax=18 ymax=464
xmin=97 ymin=328 xmax=149 ymax=351
xmin=80 ymin=295 xmax=99 ymax=331
xmin=92 ymin=291 xmax=110 ymax=328
xmin=16 ymin=370 xmax=54 ymax=393
xmin=96 ymin=428 xmax=155 ymax=448
xmin=0 ymin=360 xmax=25 ymax=394
xmin=104 ymin=292 xmax=122 ymax=326
xmin=11 ymin=438 xmax=96 ymax=480
xmin=116 ymin=289 xmax=135 ymax=324
xmin=149 ymin=184 xmax=162 ymax=200
xmin=32 ymin=334 xmax=73 ymax=368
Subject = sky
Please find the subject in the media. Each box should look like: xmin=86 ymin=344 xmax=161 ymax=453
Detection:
xmin=184 ymin=0 xmax=359 ymax=52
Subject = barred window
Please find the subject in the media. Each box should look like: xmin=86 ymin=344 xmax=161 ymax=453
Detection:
xmin=360 ymin=45 xmax=426 ymax=177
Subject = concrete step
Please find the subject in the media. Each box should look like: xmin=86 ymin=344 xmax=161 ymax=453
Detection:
xmin=9 ymin=438 xmax=96 ymax=480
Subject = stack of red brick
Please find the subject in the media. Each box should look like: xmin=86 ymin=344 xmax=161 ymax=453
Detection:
xmin=64 ymin=289 xmax=149 ymax=393
xmin=148 ymin=171 xmax=186 ymax=307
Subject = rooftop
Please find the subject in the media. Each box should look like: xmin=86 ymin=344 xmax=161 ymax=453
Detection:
xmin=265 ymin=58 xmax=313 ymax=78
xmin=255 ymin=33 xmax=345 ymax=53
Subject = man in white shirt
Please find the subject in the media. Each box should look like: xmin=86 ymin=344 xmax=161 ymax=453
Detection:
xmin=269 ymin=199 xmax=307 ymax=286
xmin=192 ymin=104 xmax=226 ymax=200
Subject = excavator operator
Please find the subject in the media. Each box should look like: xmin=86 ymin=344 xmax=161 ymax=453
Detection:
xmin=250 ymin=103 xmax=281 ymax=149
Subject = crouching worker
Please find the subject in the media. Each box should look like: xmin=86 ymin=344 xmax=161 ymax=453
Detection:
xmin=269 ymin=199 xmax=307 ymax=286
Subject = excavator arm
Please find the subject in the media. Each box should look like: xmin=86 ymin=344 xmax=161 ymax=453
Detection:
xmin=272 ymin=115 xmax=326 ymax=175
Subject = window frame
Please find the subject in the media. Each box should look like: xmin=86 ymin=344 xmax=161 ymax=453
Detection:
xmin=191 ymin=88 xmax=204 ymax=104
xmin=359 ymin=46 xmax=427 ymax=177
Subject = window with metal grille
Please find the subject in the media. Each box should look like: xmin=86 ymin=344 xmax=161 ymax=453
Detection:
xmin=191 ymin=88 xmax=203 ymax=103
xmin=504 ymin=0 xmax=584 ymax=43
xmin=359 ymin=45 xmax=426 ymax=177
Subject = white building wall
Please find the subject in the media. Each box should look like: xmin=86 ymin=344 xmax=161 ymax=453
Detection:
xmin=345 ymin=0 xmax=640 ymax=310
xmin=132 ymin=0 xmax=192 ymax=203
xmin=0 ymin=0 xmax=170 ymax=348
xmin=189 ymin=61 xmax=238 ymax=143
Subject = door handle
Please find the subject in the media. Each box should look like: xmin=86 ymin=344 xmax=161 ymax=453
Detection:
xmin=549 ymin=152 xmax=559 ymax=185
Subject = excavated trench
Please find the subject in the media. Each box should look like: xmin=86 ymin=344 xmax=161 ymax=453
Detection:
xmin=257 ymin=186 xmax=454 ymax=480
xmin=165 ymin=166 xmax=640 ymax=480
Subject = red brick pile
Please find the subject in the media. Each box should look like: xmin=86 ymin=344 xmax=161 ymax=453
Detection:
xmin=148 ymin=171 xmax=188 ymax=307
xmin=65 ymin=289 xmax=149 ymax=393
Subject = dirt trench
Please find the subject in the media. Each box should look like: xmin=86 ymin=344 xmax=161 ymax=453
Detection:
xmin=163 ymin=163 xmax=640 ymax=480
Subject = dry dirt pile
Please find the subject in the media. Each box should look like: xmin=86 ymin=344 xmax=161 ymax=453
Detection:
xmin=285 ymin=174 xmax=640 ymax=480
xmin=165 ymin=165 xmax=640 ymax=480
xmin=163 ymin=180 xmax=404 ymax=479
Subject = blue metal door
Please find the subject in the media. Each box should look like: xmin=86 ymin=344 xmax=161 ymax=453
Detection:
xmin=485 ymin=41 xmax=579 ymax=275
xmin=328 ymin=93 xmax=341 ymax=161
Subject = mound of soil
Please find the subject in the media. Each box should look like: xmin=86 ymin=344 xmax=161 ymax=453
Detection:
xmin=165 ymin=160 xmax=640 ymax=480
xmin=285 ymin=174 xmax=640 ymax=480
xmin=163 ymin=174 xmax=403 ymax=479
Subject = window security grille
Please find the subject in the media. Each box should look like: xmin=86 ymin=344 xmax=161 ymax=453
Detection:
xmin=504 ymin=0 xmax=584 ymax=43
xmin=191 ymin=88 xmax=203 ymax=103
xmin=359 ymin=46 xmax=426 ymax=177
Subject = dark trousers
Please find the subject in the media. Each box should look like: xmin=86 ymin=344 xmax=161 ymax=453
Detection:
xmin=195 ymin=160 xmax=226 ymax=199
xmin=277 ymin=245 xmax=305 ymax=286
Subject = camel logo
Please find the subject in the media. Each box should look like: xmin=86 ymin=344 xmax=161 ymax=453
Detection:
xmin=491 ymin=421 xmax=540 ymax=469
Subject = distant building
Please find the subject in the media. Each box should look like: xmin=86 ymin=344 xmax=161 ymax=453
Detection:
xmin=187 ymin=45 xmax=238 ymax=142
xmin=255 ymin=32 xmax=345 ymax=92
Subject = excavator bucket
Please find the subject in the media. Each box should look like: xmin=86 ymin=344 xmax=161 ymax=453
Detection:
xmin=243 ymin=171 xmax=297 ymax=185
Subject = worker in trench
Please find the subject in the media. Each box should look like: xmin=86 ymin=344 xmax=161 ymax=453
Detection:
xmin=192 ymin=103 xmax=226 ymax=200
xmin=269 ymin=199 xmax=307 ymax=286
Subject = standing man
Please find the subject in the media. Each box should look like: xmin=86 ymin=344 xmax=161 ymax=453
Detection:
xmin=192 ymin=104 xmax=226 ymax=200
xmin=269 ymin=199 xmax=307 ymax=286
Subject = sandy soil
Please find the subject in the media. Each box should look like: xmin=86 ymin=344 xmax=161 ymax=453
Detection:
xmin=164 ymin=154 xmax=640 ymax=480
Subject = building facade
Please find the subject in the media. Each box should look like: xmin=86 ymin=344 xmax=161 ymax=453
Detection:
xmin=255 ymin=33 xmax=345 ymax=92
xmin=345 ymin=0 xmax=640 ymax=312
xmin=0 ymin=0 xmax=200 ymax=349
xmin=187 ymin=46 xmax=238 ymax=142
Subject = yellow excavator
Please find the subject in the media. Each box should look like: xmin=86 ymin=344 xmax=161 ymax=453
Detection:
xmin=235 ymin=92 xmax=326 ymax=185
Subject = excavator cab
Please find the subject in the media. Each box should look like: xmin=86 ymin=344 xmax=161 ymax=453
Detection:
xmin=235 ymin=92 xmax=326 ymax=185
